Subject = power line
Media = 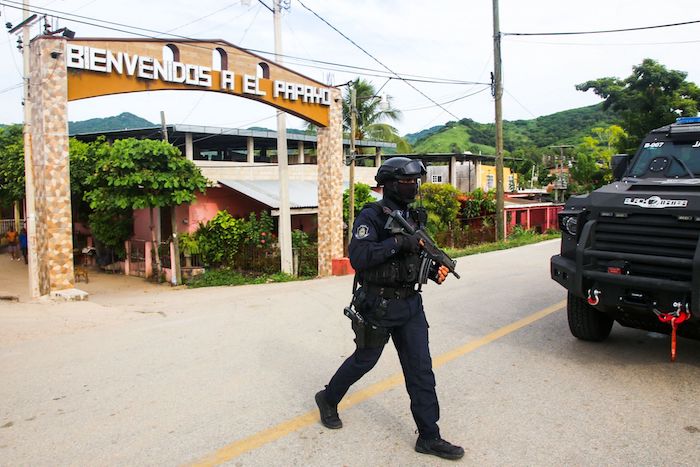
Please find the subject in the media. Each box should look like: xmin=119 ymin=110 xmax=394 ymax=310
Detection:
xmin=402 ymin=86 xmax=491 ymax=112
xmin=503 ymin=18 xmax=700 ymax=36
xmin=503 ymin=89 xmax=536 ymax=119
xmin=164 ymin=2 xmax=240 ymax=34
xmin=238 ymin=3 xmax=263 ymax=44
xmin=295 ymin=0 xmax=461 ymax=121
xmin=504 ymin=36 xmax=700 ymax=47
xmin=0 ymin=82 xmax=23 ymax=95
xmin=256 ymin=0 xmax=274 ymax=14
xmin=250 ymin=50 xmax=488 ymax=85
xmin=0 ymin=0 xmax=486 ymax=88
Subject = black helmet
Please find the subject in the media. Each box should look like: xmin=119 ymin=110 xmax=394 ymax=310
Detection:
xmin=375 ymin=157 xmax=426 ymax=185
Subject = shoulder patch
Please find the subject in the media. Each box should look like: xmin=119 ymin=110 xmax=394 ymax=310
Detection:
xmin=355 ymin=224 xmax=370 ymax=239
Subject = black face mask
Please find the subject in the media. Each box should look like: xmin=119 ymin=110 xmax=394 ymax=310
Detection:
xmin=385 ymin=179 xmax=419 ymax=205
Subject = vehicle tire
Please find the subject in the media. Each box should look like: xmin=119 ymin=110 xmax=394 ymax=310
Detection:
xmin=567 ymin=292 xmax=614 ymax=341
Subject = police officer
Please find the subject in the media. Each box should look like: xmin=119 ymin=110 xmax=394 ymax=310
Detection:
xmin=315 ymin=157 xmax=464 ymax=460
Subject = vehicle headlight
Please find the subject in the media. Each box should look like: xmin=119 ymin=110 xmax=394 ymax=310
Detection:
xmin=558 ymin=209 xmax=586 ymax=237
xmin=563 ymin=216 xmax=578 ymax=236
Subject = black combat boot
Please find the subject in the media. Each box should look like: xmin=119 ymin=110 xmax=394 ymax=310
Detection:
xmin=315 ymin=390 xmax=342 ymax=429
xmin=415 ymin=436 xmax=465 ymax=460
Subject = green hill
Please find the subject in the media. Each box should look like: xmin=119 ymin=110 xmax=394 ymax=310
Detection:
xmin=410 ymin=104 xmax=619 ymax=154
xmin=68 ymin=112 xmax=154 ymax=135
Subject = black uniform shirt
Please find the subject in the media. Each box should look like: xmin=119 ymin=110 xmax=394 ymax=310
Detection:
xmin=348 ymin=198 xmax=407 ymax=273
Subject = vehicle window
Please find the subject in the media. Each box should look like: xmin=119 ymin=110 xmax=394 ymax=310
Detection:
xmin=628 ymin=140 xmax=700 ymax=177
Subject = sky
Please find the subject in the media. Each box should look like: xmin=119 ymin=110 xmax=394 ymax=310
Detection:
xmin=0 ymin=0 xmax=699 ymax=136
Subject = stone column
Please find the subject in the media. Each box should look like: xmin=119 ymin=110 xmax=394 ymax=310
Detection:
xmin=450 ymin=155 xmax=458 ymax=188
xmin=297 ymin=141 xmax=305 ymax=164
xmin=247 ymin=136 xmax=255 ymax=163
xmin=29 ymin=36 xmax=75 ymax=295
xmin=185 ymin=133 xmax=193 ymax=161
xmin=316 ymin=88 xmax=343 ymax=277
xmin=375 ymin=147 xmax=382 ymax=167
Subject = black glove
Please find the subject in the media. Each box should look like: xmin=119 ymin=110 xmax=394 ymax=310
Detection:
xmin=395 ymin=233 xmax=422 ymax=253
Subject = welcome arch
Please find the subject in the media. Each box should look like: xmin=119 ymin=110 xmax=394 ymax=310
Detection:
xmin=28 ymin=36 xmax=343 ymax=296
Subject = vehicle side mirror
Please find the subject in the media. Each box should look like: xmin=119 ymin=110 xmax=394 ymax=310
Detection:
xmin=611 ymin=154 xmax=630 ymax=181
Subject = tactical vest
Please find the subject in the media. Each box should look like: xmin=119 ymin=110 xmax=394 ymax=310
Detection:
xmin=360 ymin=201 xmax=424 ymax=288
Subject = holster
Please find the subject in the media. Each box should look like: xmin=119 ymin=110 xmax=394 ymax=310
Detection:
xmin=351 ymin=319 xmax=389 ymax=349
xmin=349 ymin=285 xmax=390 ymax=349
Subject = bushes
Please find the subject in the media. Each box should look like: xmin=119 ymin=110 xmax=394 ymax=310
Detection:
xmin=195 ymin=211 xmax=246 ymax=266
xmin=419 ymin=182 xmax=461 ymax=236
xmin=462 ymin=188 xmax=496 ymax=219
xmin=193 ymin=210 xmax=318 ymax=276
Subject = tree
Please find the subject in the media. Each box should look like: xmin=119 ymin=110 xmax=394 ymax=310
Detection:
xmin=69 ymin=136 xmax=110 ymax=223
xmin=342 ymin=183 xmax=376 ymax=225
xmin=85 ymin=138 xmax=208 ymax=276
xmin=569 ymin=125 xmax=627 ymax=193
xmin=576 ymin=59 xmax=700 ymax=153
xmin=0 ymin=125 xmax=25 ymax=208
xmin=342 ymin=78 xmax=413 ymax=152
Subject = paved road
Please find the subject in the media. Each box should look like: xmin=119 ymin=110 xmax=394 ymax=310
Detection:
xmin=2 ymin=240 xmax=699 ymax=465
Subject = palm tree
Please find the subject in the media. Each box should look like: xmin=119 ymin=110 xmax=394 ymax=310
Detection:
xmin=343 ymin=78 xmax=402 ymax=141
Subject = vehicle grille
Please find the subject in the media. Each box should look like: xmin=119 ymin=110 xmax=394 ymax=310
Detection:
xmin=591 ymin=214 xmax=700 ymax=281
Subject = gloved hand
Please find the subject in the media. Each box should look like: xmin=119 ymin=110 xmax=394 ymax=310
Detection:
xmin=395 ymin=233 xmax=423 ymax=253
xmin=435 ymin=265 xmax=449 ymax=284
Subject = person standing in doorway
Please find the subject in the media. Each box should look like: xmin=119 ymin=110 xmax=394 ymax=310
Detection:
xmin=19 ymin=228 xmax=28 ymax=265
xmin=5 ymin=226 xmax=19 ymax=261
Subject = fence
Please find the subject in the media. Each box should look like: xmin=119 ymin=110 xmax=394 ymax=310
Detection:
xmin=0 ymin=219 xmax=24 ymax=236
xmin=128 ymin=239 xmax=147 ymax=277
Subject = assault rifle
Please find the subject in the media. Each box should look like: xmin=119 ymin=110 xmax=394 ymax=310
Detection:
xmin=382 ymin=207 xmax=461 ymax=282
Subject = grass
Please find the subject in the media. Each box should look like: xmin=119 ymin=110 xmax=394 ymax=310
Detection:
xmin=187 ymin=269 xmax=310 ymax=288
xmin=444 ymin=229 xmax=560 ymax=258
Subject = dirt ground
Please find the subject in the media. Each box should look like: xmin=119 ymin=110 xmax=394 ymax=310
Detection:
xmin=0 ymin=252 xmax=180 ymax=345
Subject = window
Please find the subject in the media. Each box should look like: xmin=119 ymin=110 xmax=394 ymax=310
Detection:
xmin=431 ymin=174 xmax=443 ymax=183
xmin=213 ymin=48 xmax=228 ymax=71
xmin=163 ymin=44 xmax=180 ymax=62
xmin=486 ymin=174 xmax=495 ymax=190
xmin=256 ymin=62 xmax=270 ymax=79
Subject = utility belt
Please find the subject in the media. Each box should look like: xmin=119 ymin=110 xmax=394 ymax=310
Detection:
xmin=362 ymin=282 xmax=419 ymax=300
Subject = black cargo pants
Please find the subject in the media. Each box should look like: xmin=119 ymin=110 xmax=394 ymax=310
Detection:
xmin=324 ymin=292 xmax=441 ymax=439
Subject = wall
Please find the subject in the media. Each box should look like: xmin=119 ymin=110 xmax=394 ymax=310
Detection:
xmin=477 ymin=165 xmax=518 ymax=192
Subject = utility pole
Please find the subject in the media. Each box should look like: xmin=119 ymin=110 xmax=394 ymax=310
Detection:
xmin=273 ymin=0 xmax=293 ymax=274
xmin=550 ymin=144 xmax=573 ymax=203
xmin=161 ymin=111 xmax=181 ymax=286
xmin=346 ymin=85 xmax=357 ymax=249
xmin=22 ymin=0 xmax=39 ymax=297
xmin=492 ymin=0 xmax=505 ymax=241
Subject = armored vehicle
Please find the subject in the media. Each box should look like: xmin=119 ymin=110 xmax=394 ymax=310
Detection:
xmin=551 ymin=117 xmax=700 ymax=359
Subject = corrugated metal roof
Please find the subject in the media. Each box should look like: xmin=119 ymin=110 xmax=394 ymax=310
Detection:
xmin=218 ymin=179 xmax=380 ymax=209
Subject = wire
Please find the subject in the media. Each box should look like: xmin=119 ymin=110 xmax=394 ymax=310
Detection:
xmin=295 ymin=0 xmax=462 ymax=120
xmin=178 ymin=92 xmax=207 ymax=125
xmin=0 ymin=82 xmax=23 ymax=95
xmin=503 ymin=18 xmax=700 ymax=36
xmin=0 ymin=0 xmax=486 ymax=88
xmin=373 ymin=78 xmax=391 ymax=96
xmin=256 ymin=0 xmax=274 ymax=13
xmin=504 ymin=89 xmax=536 ymax=119
xmin=241 ymin=49 xmax=489 ymax=85
xmin=164 ymin=3 xmax=240 ymax=34
xmin=239 ymin=3 xmax=263 ymax=44
xmin=2 ymin=4 xmax=22 ymax=78
xmin=504 ymin=36 xmax=700 ymax=47
xmin=402 ymin=86 xmax=491 ymax=112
